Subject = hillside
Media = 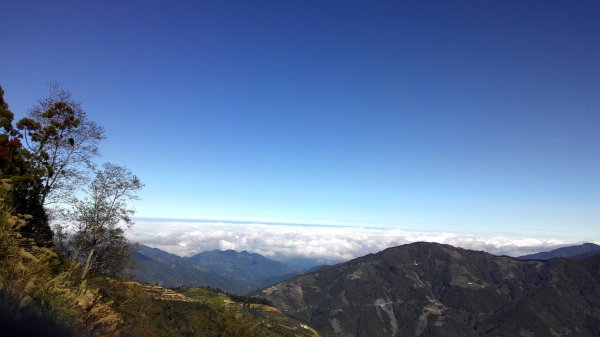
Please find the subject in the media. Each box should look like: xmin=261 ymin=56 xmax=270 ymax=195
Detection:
xmin=0 ymin=237 xmax=320 ymax=337
xmin=102 ymin=281 xmax=321 ymax=337
xmin=256 ymin=242 xmax=600 ymax=337
xmin=0 ymin=192 xmax=319 ymax=337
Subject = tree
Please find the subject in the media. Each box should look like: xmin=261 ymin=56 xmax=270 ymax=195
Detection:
xmin=0 ymin=86 xmax=15 ymax=135
xmin=0 ymin=85 xmax=50 ymax=246
xmin=16 ymin=84 xmax=105 ymax=207
xmin=0 ymin=85 xmax=19 ymax=178
xmin=68 ymin=163 xmax=143 ymax=281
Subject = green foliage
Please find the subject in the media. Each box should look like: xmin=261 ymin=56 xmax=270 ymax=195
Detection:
xmin=0 ymin=86 xmax=15 ymax=133
xmin=67 ymin=163 xmax=143 ymax=282
xmin=0 ymin=85 xmax=64 ymax=246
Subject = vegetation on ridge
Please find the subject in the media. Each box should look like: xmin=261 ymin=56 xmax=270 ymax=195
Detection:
xmin=0 ymin=83 xmax=318 ymax=336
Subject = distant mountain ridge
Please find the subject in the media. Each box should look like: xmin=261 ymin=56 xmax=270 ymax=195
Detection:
xmin=132 ymin=245 xmax=310 ymax=294
xmin=131 ymin=250 xmax=241 ymax=293
xmin=518 ymin=242 xmax=600 ymax=260
xmin=256 ymin=242 xmax=600 ymax=337
xmin=188 ymin=249 xmax=302 ymax=289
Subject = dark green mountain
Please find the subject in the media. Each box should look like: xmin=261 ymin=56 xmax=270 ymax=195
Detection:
xmin=188 ymin=250 xmax=304 ymax=290
xmin=256 ymin=242 xmax=600 ymax=337
xmin=132 ymin=245 xmax=308 ymax=294
xmin=137 ymin=244 xmax=186 ymax=264
xmin=518 ymin=242 xmax=600 ymax=260
xmin=131 ymin=251 xmax=245 ymax=293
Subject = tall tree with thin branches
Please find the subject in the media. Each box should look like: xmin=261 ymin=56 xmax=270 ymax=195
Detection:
xmin=16 ymin=84 xmax=105 ymax=207
xmin=68 ymin=163 xmax=143 ymax=281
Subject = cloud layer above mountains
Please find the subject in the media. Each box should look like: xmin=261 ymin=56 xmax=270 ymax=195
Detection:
xmin=127 ymin=219 xmax=592 ymax=262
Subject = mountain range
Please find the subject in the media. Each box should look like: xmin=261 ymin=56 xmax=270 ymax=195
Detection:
xmin=131 ymin=244 xmax=312 ymax=294
xmin=518 ymin=242 xmax=600 ymax=261
xmin=256 ymin=242 xmax=600 ymax=337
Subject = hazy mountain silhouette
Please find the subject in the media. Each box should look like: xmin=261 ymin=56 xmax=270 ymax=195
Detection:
xmin=518 ymin=242 xmax=600 ymax=261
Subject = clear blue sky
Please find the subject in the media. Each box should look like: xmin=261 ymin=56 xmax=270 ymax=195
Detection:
xmin=1 ymin=1 xmax=599 ymax=240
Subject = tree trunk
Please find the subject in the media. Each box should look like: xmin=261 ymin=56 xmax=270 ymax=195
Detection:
xmin=80 ymin=246 xmax=95 ymax=281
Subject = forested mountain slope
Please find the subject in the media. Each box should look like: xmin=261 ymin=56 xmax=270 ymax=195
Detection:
xmin=132 ymin=245 xmax=309 ymax=294
xmin=257 ymin=242 xmax=600 ymax=337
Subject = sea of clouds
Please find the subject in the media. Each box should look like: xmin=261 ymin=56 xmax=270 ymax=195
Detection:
xmin=127 ymin=219 xmax=593 ymax=263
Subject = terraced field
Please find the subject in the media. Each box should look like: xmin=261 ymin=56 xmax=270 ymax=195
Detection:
xmin=182 ymin=287 xmax=320 ymax=337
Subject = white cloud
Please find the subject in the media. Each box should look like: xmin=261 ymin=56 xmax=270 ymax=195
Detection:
xmin=127 ymin=219 xmax=595 ymax=262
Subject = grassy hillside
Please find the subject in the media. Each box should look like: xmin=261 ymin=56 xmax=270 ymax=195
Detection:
xmin=182 ymin=287 xmax=320 ymax=337
xmin=0 ymin=198 xmax=120 ymax=336
xmin=95 ymin=281 xmax=321 ymax=337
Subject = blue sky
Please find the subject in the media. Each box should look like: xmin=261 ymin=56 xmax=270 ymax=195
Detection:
xmin=1 ymin=1 xmax=599 ymax=242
